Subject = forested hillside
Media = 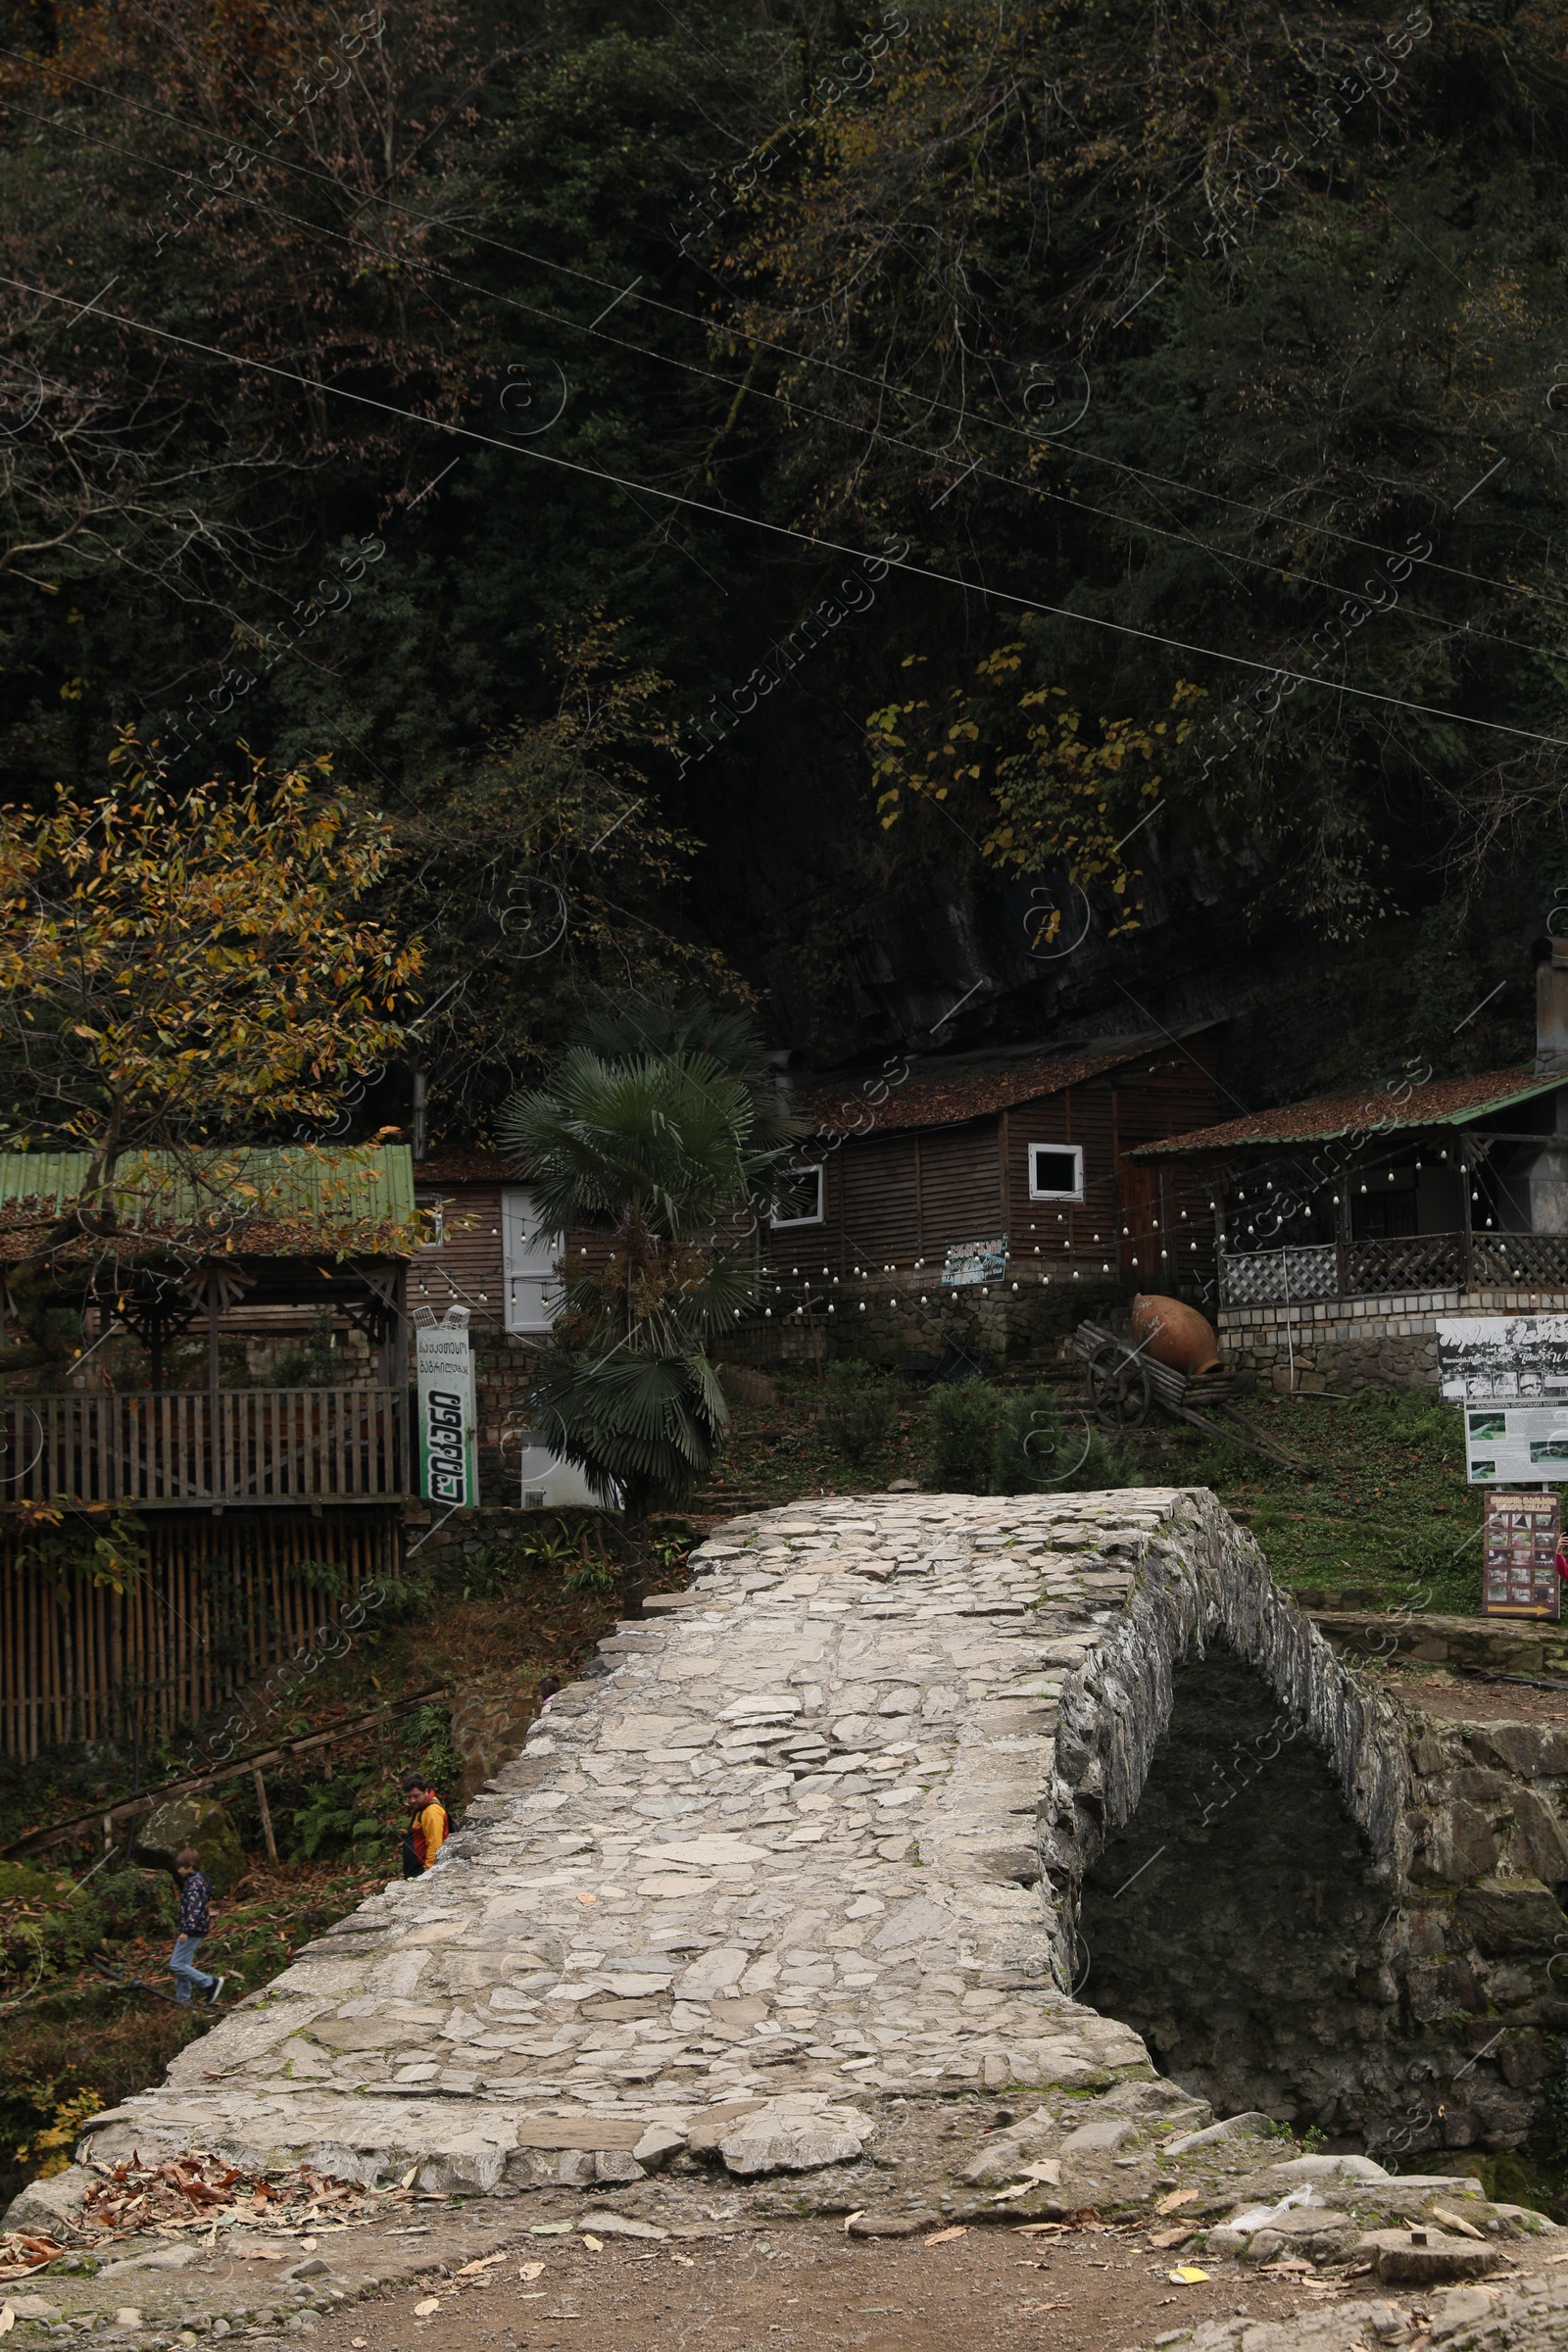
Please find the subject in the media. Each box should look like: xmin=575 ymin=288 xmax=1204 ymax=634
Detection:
xmin=4 ymin=0 xmax=1566 ymax=1133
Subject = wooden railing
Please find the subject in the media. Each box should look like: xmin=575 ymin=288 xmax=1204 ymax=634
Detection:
xmin=1470 ymin=1232 xmax=1568 ymax=1287
xmin=0 ymin=1387 xmax=407 ymax=1508
xmin=1218 ymin=1243 xmax=1341 ymax=1306
xmin=1221 ymin=1230 xmax=1568 ymax=1306
xmin=1346 ymin=1235 xmax=1466 ymax=1296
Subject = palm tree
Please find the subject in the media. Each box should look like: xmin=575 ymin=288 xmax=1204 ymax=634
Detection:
xmin=572 ymin=992 xmax=799 ymax=1152
xmin=499 ymin=1048 xmax=804 ymax=1548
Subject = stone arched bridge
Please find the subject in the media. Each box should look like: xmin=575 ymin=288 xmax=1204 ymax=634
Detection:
xmin=75 ymin=1486 xmax=1568 ymax=2187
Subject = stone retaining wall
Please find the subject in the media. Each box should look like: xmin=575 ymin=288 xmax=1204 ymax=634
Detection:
xmin=1220 ymin=1286 xmax=1568 ymax=1392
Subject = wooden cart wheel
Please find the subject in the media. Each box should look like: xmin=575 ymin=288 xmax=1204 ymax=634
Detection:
xmin=1086 ymin=1341 xmax=1152 ymax=1431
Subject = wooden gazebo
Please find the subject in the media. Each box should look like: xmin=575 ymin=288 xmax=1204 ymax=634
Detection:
xmin=0 ymin=1145 xmax=421 ymax=1761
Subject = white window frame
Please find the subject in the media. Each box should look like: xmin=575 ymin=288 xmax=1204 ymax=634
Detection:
xmin=1028 ymin=1143 xmax=1085 ymax=1202
xmin=502 ymin=1187 xmax=564 ymax=1335
xmin=770 ymin=1164 xmax=826 ymax=1228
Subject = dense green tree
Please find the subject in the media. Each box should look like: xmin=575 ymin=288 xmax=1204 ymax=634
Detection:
xmin=6 ymin=0 xmax=1568 ymax=1115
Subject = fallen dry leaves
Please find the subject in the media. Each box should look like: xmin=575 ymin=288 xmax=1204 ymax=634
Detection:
xmin=1154 ymin=2189 xmax=1202 ymax=2215
xmin=3 ymin=2153 xmax=406 ymax=2280
xmin=0 ymin=2234 xmax=62 ymax=2283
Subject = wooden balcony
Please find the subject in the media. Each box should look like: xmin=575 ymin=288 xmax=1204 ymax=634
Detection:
xmin=1219 ymin=1231 xmax=1568 ymax=1307
xmin=0 ymin=1387 xmax=408 ymax=1510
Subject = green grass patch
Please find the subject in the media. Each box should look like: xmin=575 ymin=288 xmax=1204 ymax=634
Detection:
xmin=1142 ymin=1386 xmax=1484 ymax=1612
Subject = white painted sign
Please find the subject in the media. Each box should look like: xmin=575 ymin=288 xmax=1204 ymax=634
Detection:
xmin=1438 ymin=1313 xmax=1568 ymax=1402
xmin=416 ymin=1307 xmax=478 ymax=1508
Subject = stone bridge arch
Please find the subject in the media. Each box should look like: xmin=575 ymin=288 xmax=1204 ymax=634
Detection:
xmin=1040 ymin=1495 xmax=1568 ymax=2150
xmin=71 ymin=1487 xmax=1567 ymax=2188
xmin=1037 ymin=1493 xmax=1415 ymax=1977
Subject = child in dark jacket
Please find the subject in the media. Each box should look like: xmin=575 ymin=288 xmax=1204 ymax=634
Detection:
xmin=170 ymin=1845 xmax=225 ymax=2006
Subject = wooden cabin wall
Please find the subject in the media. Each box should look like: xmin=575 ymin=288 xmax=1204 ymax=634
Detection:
xmin=765 ymin=1123 xmax=1005 ymax=1276
xmin=414 ymin=1181 xmax=507 ymax=1319
xmin=0 ymin=1508 xmax=398 ymax=1764
xmin=1107 ymin=1057 xmax=1225 ymax=1290
xmin=762 ymin=1052 xmax=1224 ymax=1292
xmin=832 ymin=1133 xmax=918 ymax=1269
xmin=1006 ymin=1088 xmax=1120 ymax=1273
xmin=414 ymin=1182 xmax=613 ymax=1331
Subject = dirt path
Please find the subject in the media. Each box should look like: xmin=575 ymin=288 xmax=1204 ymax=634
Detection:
xmin=307 ymin=2217 xmax=1321 ymax=2352
xmin=1391 ymin=1670 xmax=1568 ymax=1727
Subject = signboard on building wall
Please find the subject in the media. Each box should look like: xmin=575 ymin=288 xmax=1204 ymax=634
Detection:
xmin=1482 ymin=1490 xmax=1562 ymax=1619
xmin=1438 ymin=1314 xmax=1568 ymax=1402
xmin=417 ymin=1308 xmax=478 ymax=1508
xmin=942 ymin=1237 xmax=1007 ymax=1287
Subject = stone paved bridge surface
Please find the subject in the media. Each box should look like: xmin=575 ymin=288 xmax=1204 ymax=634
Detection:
xmin=81 ymin=1485 xmax=1316 ymax=2192
xmin=16 ymin=1488 xmax=1568 ymax=2352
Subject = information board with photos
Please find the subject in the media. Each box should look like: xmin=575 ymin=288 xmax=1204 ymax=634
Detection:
xmin=1482 ymin=1490 xmax=1562 ymax=1619
xmin=1463 ymin=1400 xmax=1568 ymax=1485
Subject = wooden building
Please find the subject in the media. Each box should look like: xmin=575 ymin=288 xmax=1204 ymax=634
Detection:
xmin=1131 ymin=1063 xmax=1568 ymax=1308
xmin=1130 ymin=969 xmax=1568 ymax=1392
xmin=0 ymin=1145 xmax=417 ymax=1761
xmin=767 ymin=1035 xmax=1226 ymax=1295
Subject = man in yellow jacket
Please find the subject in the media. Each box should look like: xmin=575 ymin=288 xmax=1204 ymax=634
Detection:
xmin=400 ymin=1775 xmax=450 ymax=1877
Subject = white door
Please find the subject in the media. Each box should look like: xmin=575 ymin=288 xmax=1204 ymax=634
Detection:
xmin=502 ymin=1189 xmax=564 ymax=1335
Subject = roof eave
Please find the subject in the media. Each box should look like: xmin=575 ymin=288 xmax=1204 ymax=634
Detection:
xmin=1132 ymin=1069 xmax=1568 ymax=1159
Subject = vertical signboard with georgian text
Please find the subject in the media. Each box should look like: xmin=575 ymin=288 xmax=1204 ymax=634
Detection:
xmin=416 ymin=1310 xmax=478 ymax=1509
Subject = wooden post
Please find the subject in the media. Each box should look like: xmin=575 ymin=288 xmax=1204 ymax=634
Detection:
xmin=1335 ymin=1180 xmax=1350 ymax=1298
xmin=206 ymin=1275 xmax=220 ymax=1407
xmin=252 ymin=1764 xmax=277 ymax=1863
xmin=203 ymin=1274 xmax=220 ymax=1506
xmin=1459 ymin=1138 xmax=1475 ymax=1291
xmin=391 ymin=1262 xmax=409 ymax=1393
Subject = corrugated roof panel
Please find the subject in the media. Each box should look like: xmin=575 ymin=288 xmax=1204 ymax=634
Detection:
xmin=1132 ymin=1067 xmax=1568 ymax=1157
xmin=800 ymin=1047 xmax=1150 ymax=1136
xmin=0 ymin=1145 xmax=416 ymax=1250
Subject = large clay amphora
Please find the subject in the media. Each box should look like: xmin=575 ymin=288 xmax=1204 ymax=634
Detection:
xmin=1131 ymin=1293 xmax=1221 ymax=1379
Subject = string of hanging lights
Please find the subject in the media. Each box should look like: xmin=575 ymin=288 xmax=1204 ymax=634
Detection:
xmin=750 ymin=1200 xmax=1212 ymax=1318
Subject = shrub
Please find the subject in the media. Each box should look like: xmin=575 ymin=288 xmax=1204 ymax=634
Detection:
xmin=819 ymin=1360 xmax=898 ymax=1465
xmin=992 ymin=1387 xmax=1141 ymax=1494
xmin=927 ymin=1379 xmax=1001 ymax=1493
xmin=287 ymin=1782 xmax=384 ymax=1862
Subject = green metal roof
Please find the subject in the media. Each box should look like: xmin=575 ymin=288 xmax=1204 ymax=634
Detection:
xmin=0 ymin=1145 xmax=416 ymax=1250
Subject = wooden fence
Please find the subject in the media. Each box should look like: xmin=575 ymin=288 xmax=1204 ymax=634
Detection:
xmin=0 ymin=1387 xmax=407 ymax=1507
xmin=0 ymin=1506 xmax=401 ymax=1763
